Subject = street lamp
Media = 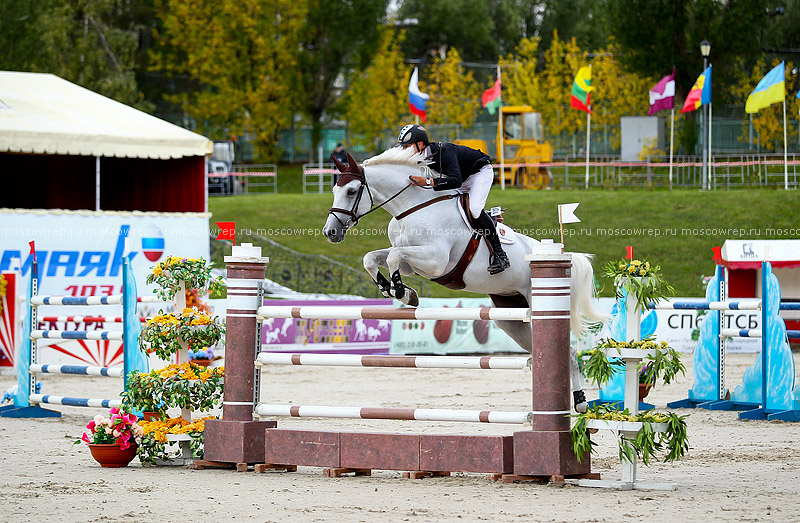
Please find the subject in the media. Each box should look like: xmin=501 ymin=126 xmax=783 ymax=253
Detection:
xmin=700 ymin=40 xmax=711 ymax=190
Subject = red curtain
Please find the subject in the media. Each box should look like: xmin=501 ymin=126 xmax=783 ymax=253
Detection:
xmin=0 ymin=153 xmax=205 ymax=212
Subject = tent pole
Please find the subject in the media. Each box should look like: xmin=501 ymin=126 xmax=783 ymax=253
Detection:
xmin=95 ymin=156 xmax=101 ymax=211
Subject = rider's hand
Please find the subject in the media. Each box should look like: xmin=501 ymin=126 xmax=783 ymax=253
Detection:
xmin=409 ymin=175 xmax=432 ymax=188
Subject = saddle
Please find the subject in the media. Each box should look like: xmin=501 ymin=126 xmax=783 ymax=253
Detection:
xmin=430 ymin=194 xmax=494 ymax=290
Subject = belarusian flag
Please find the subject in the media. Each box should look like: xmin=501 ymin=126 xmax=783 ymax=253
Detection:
xmin=571 ymin=66 xmax=594 ymax=113
xmin=482 ymin=77 xmax=502 ymax=114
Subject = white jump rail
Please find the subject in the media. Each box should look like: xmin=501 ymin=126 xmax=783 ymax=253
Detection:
xmin=257 ymin=353 xmax=531 ymax=370
xmin=256 ymin=305 xmax=531 ymax=322
xmin=254 ymin=404 xmax=530 ymax=424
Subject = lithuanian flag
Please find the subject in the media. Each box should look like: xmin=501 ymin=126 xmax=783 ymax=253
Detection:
xmin=745 ymin=62 xmax=784 ymax=113
xmin=570 ymin=66 xmax=594 ymax=113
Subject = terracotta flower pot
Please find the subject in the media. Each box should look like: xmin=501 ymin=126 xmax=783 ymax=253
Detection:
xmin=141 ymin=411 xmax=160 ymax=421
xmin=87 ymin=443 xmax=139 ymax=468
xmin=638 ymin=382 xmax=653 ymax=401
xmin=190 ymin=359 xmax=211 ymax=367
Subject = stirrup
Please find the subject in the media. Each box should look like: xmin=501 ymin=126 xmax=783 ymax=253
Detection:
xmin=487 ymin=254 xmax=510 ymax=275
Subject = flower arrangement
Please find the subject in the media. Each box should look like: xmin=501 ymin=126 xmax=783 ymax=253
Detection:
xmin=122 ymin=363 xmax=225 ymax=416
xmin=570 ymin=404 xmax=689 ymax=465
xmin=188 ymin=347 xmax=214 ymax=360
xmin=147 ymin=256 xmax=224 ymax=301
xmin=581 ymin=337 xmax=686 ymax=387
xmin=75 ymin=407 xmax=144 ymax=450
xmin=185 ymin=288 xmax=212 ymax=314
xmin=602 ymin=258 xmax=675 ymax=313
xmin=140 ymin=308 xmax=225 ymax=360
xmin=138 ymin=416 xmax=214 ymax=465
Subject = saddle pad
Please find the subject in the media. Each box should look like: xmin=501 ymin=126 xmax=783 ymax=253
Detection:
xmin=456 ymin=196 xmax=517 ymax=245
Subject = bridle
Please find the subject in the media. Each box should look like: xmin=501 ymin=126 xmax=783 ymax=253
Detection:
xmin=327 ymin=167 xmax=414 ymax=230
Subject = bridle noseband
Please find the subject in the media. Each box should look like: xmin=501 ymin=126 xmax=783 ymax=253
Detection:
xmin=328 ymin=168 xmax=374 ymax=230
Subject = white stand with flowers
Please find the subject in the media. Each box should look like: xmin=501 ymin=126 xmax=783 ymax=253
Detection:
xmin=162 ymin=279 xmax=194 ymax=465
xmin=579 ymin=283 xmax=676 ymax=490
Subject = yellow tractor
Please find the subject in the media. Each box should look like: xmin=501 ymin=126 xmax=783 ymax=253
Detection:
xmin=456 ymin=105 xmax=553 ymax=189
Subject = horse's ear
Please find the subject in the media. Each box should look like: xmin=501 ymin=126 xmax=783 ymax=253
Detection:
xmin=346 ymin=152 xmax=362 ymax=175
xmin=331 ymin=153 xmax=347 ymax=172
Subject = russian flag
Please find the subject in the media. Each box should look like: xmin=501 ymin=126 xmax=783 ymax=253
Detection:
xmin=408 ymin=67 xmax=429 ymax=122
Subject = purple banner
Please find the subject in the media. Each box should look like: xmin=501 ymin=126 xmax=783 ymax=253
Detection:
xmin=260 ymin=299 xmax=394 ymax=355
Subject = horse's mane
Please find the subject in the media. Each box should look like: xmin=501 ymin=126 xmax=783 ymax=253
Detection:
xmin=362 ymin=147 xmax=436 ymax=178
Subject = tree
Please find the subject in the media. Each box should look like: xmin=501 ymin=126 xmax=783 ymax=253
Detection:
xmin=498 ymin=36 xmax=543 ymax=109
xmin=0 ymin=0 xmax=152 ymax=111
xmin=296 ymin=0 xmax=390 ymax=161
xmin=341 ymin=29 xmax=409 ymax=150
xmin=537 ymin=31 xmax=586 ymax=137
xmin=153 ymin=0 xmax=306 ymax=159
xmin=424 ymin=48 xmax=481 ymax=135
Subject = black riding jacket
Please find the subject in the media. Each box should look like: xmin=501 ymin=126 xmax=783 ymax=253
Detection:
xmin=426 ymin=142 xmax=491 ymax=191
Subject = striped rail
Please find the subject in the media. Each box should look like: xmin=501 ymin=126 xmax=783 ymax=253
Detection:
xmin=257 ymin=306 xmax=530 ymax=322
xmin=254 ymin=404 xmax=529 ymax=424
xmin=721 ymin=328 xmax=762 ymax=338
xmin=31 ymin=330 xmax=123 ymax=341
xmin=29 ymin=394 xmax=121 ymax=409
xmin=257 ymin=353 xmax=530 ymax=370
xmin=40 ymin=315 xmax=147 ymax=323
xmin=29 ymin=364 xmax=123 ymax=377
xmin=31 ymin=295 xmax=123 ymax=306
xmin=650 ymin=300 xmax=762 ymax=310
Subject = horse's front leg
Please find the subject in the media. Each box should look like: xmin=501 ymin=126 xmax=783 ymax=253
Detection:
xmin=385 ymin=244 xmax=442 ymax=307
xmin=363 ymin=248 xmax=393 ymax=298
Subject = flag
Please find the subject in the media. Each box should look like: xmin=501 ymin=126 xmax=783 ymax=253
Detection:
xmin=29 ymin=241 xmax=37 ymax=277
xmin=711 ymin=246 xmax=723 ymax=265
xmin=482 ymin=77 xmax=502 ymax=114
xmin=625 ymin=246 xmax=633 ymax=260
xmin=681 ymin=65 xmax=712 ymax=113
xmin=745 ymin=62 xmax=785 ymax=113
xmin=558 ymin=203 xmax=581 ymax=224
xmin=571 ymin=66 xmax=594 ymax=113
xmin=649 ymin=68 xmax=675 ymax=116
xmin=408 ymin=67 xmax=429 ymax=122
xmin=216 ymin=221 xmax=236 ymax=246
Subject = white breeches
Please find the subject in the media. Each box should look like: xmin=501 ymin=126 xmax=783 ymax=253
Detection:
xmin=457 ymin=164 xmax=494 ymax=218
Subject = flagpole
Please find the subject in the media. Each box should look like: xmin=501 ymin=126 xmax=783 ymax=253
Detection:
xmin=498 ymin=65 xmax=505 ymax=191
xmin=708 ymin=101 xmax=713 ymax=190
xmin=669 ymin=108 xmax=675 ymax=190
xmin=783 ymin=98 xmax=788 ymax=190
xmin=585 ymin=110 xmax=591 ymax=189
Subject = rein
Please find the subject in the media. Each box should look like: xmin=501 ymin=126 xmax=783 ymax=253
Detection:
xmin=328 ymin=172 xmax=414 ymax=229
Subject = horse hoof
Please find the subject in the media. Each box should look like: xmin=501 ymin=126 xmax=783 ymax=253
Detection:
xmin=404 ymin=287 xmax=419 ymax=307
xmin=573 ymin=390 xmax=588 ymax=413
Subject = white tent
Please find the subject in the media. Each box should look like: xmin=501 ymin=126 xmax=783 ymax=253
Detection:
xmin=0 ymin=71 xmax=211 ymax=159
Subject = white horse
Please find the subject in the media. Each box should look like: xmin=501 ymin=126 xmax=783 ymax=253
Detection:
xmin=322 ymin=149 xmax=607 ymax=411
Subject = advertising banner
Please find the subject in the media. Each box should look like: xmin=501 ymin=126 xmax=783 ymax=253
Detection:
xmin=0 ymin=209 xmax=210 ymax=366
xmin=261 ymin=299 xmax=394 ymax=354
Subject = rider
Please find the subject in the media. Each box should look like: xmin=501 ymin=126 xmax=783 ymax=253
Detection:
xmin=397 ymin=123 xmax=510 ymax=274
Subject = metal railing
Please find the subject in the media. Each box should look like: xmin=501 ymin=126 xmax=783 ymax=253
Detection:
xmin=208 ymin=164 xmax=278 ymax=196
xmin=302 ymin=163 xmax=337 ymax=194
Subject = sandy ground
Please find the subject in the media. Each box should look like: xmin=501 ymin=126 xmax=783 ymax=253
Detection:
xmin=2 ymin=352 xmax=800 ymax=523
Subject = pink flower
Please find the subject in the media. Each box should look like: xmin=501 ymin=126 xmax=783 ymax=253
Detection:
xmin=109 ymin=407 xmax=120 ymax=416
xmin=86 ymin=420 xmax=96 ymax=432
xmin=81 ymin=433 xmax=90 ymax=443
xmin=118 ymin=440 xmax=131 ymax=450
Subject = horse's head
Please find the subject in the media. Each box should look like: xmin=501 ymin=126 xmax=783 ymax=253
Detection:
xmin=323 ymin=152 xmax=371 ymax=243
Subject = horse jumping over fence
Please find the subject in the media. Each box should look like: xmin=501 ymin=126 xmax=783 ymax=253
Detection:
xmin=322 ymin=149 xmax=607 ymax=410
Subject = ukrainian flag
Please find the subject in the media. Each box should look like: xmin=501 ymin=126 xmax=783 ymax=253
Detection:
xmin=745 ymin=62 xmax=785 ymax=113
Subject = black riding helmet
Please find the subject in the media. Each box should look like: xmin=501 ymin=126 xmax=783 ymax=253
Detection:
xmin=397 ymin=124 xmax=429 ymax=147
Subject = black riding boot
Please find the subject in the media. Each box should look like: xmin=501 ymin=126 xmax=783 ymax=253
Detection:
xmin=473 ymin=211 xmax=510 ymax=275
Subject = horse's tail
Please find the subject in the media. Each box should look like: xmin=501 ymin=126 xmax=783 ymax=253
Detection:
xmin=569 ymin=253 xmax=609 ymax=337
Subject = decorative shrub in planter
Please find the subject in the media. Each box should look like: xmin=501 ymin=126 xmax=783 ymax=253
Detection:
xmin=602 ymin=258 xmax=675 ymax=312
xmin=146 ymin=256 xmax=224 ymax=301
xmin=570 ymin=405 xmax=689 ymax=465
xmin=581 ymin=337 xmax=686 ymax=388
xmin=140 ymin=308 xmax=225 ymax=360
xmin=138 ymin=416 xmax=215 ymax=465
xmin=122 ymin=363 xmax=225 ymax=415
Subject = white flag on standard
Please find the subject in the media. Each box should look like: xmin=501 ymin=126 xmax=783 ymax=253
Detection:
xmin=558 ymin=203 xmax=581 ymax=224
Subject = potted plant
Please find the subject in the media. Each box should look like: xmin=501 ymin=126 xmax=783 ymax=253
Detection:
xmin=138 ymin=416 xmax=215 ymax=465
xmin=571 ymin=404 xmax=689 ymax=466
xmin=602 ymin=258 xmax=675 ymax=312
xmin=140 ymin=308 xmax=225 ymax=360
xmin=581 ymin=337 xmax=686 ymax=394
xmin=147 ymin=256 xmax=224 ymax=301
xmin=122 ymin=370 xmax=167 ymax=420
xmin=122 ymin=363 xmax=224 ymax=417
xmin=74 ymin=407 xmax=144 ymax=467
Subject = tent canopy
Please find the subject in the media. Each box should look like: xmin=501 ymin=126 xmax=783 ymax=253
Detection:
xmin=722 ymin=240 xmax=800 ymax=270
xmin=0 ymin=71 xmax=212 ymax=159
